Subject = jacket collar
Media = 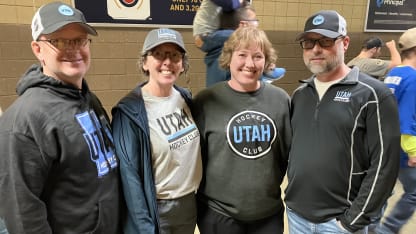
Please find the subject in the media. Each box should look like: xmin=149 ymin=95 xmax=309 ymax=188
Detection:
xmin=300 ymin=66 xmax=360 ymax=86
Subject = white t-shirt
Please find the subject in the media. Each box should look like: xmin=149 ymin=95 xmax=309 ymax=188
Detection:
xmin=314 ymin=77 xmax=343 ymax=100
xmin=143 ymin=88 xmax=202 ymax=199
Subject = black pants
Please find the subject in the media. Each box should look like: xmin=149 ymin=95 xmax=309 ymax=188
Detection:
xmin=157 ymin=193 xmax=197 ymax=234
xmin=197 ymin=203 xmax=284 ymax=234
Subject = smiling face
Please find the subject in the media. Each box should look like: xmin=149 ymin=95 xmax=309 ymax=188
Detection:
xmin=228 ymin=44 xmax=265 ymax=92
xmin=142 ymin=43 xmax=185 ymax=89
xmin=219 ymin=26 xmax=276 ymax=92
xmin=31 ymin=23 xmax=91 ymax=89
xmin=301 ymin=32 xmax=348 ymax=76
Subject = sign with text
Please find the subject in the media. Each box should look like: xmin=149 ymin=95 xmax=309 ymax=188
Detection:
xmin=72 ymin=0 xmax=201 ymax=28
xmin=365 ymin=0 xmax=416 ymax=32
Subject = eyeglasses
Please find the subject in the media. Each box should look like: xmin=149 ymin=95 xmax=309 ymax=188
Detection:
xmin=242 ymin=19 xmax=259 ymax=27
xmin=37 ymin=38 xmax=92 ymax=50
xmin=300 ymin=36 xmax=344 ymax=49
xmin=148 ymin=50 xmax=184 ymax=63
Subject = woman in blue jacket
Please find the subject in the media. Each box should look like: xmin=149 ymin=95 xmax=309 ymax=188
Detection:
xmin=111 ymin=28 xmax=202 ymax=234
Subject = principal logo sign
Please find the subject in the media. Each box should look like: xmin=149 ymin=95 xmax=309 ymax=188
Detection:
xmin=377 ymin=0 xmax=406 ymax=8
xmin=226 ymin=110 xmax=277 ymax=159
xmin=365 ymin=0 xmax=414 ymax=32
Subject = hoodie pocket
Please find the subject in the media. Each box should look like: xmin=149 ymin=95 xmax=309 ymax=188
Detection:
xmin=88 ymin=199 xmax=119 ymax=234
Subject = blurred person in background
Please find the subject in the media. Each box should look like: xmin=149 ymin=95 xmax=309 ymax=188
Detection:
xmin=376 ymin=27 xmax=416 ymax=234
xmin=347 ymin=36 xmax=401 ymax=80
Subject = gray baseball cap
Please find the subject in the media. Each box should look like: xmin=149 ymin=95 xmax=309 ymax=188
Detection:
xmin=31 ymin=1 xmax=97 ymax=40
xmin=141 ymin=28 xmax=186 ymax=55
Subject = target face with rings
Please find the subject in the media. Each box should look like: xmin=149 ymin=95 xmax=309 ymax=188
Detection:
xmin=107 ymin=0 xmax=150 ymax=20
xmin=119 ymin=0 xmax=139 ymax=7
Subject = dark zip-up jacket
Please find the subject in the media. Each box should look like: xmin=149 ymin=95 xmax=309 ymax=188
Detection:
xmin=0 ymin=64 xmax=121 ymax=233
xmin=285 ymin=67 xmax=400 ymax=232
xmin=111 ymin=83 xmax=193 ymax=234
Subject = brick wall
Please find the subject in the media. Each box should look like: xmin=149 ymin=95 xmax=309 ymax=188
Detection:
xmin=0 ymin=0 xmax=402 ymax=116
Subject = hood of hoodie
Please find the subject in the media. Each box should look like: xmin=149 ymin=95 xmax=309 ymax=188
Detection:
xmin=16 ymin=64 xmax=89 ymax=100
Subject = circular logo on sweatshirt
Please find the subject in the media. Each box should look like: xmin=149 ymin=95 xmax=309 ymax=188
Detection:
xmin=226 ymin=110 xmax=277 ymax=159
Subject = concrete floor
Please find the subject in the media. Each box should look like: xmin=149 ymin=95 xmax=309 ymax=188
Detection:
xmin=379 ymin=181 xmax=416 ymax=234
xmin=194 ymin=178 xmax=416 ymax=234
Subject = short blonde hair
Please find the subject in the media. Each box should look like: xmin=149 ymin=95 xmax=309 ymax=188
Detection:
xmin=219 ymin=26 xmax=277 ymax=71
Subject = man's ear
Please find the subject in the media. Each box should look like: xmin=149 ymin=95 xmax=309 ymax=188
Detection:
xmin=342 ymin=36 xmax=350 ymax=52
xmin=31 ymin=41 xmax=42 ymax=61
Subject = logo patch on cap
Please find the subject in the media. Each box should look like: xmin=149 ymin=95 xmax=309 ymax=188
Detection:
xmin=312 ymin=15 xmax=325 ymax=26
xmin=158 ymin=28 xmax=177 ymax=40
xmin=58 ymin=5 xmax=74 ymax=16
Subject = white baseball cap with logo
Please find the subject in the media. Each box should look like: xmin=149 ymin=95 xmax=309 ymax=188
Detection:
xmin=31 ymin=1 xmax=97 ymax=41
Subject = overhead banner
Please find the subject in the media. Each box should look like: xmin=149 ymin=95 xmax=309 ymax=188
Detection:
xmin=365 ymin=0 xmax=416 ymax=32
xmin=72 ymin=0 xmax=202 ymax=28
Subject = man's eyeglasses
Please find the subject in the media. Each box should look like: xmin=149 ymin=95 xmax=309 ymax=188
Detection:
xmin=37 ymin=38 xmax=91 ymax=50
xmin=300 ymin=36 xmax=344 ymax=49
xmin=148 ymin=50 xmax=184 ymax=63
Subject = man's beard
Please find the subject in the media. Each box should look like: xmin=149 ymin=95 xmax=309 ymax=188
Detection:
xmin=305 ymin=53 xmax=344 ymax=75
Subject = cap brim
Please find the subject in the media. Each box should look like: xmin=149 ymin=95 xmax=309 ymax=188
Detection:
xmin=296 ymin=29 xmax=342 ymax=41
xmin=42 ymin=22 xmax=97 ymax=37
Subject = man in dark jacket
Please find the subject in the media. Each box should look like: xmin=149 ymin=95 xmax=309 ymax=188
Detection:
xmin=0 ymin=2 xmax=121 ymax=233
xmin=285 ymin=10 xmax=400 ymax=233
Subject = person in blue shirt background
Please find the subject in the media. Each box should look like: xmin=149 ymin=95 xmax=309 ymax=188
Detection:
xmin=376 ymin=27 xmax=416 ymax=234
